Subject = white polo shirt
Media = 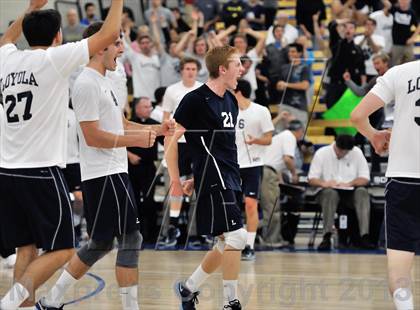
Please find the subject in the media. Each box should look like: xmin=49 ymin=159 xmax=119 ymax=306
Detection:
xmin=308 ymin=143 xmax=370 ymax=183
xmin=263 ymin=130 xmax=297 ymax=173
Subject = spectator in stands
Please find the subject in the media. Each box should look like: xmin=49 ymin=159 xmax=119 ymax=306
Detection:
xmin=221 ymin=0 xmax=248 ymax=28
xmin=145 ymin=0 xmax=177 ymax=44
xmin=308 ymin=134 xmax=372 ymax=251
xmin=128 ymin=97 xmax=163 ymax=243
xmin=296 ymin=35 xmax=315 ymax=106
xmin=354 ymin=18 xmax=386 ymax=80
xmin=150 ymin=12 xmax=181 ymax=87
xmin=62 ymin=9 xmax=86 ymax=43
xmin=265 ymin=25 xmax=291 ymax=104
xmin=262 ymin=0 xmax=277 ymax=29
xmin=390 ymin=0 xmax=420 ymax=65
xmin=296 ymin=0 xmax=327 ymax=41
xmin=343 ymin=52 xmax=391 ymax=172
xmin=151 ymin=87 xmax=166 ymax=123
xmin=331 ymin=0 xmax=374 ymax=25
xmin=122 ymin=32 xmax=161 ymax=101
xmin=370 ymin=0 xmax=394 ymax=54
xmin=80 ymin=2 xmax=100 ymax=26
xmin=266 ymin=12 xmax=299 ymax=46
xmin=246 ymin=0 xmax=265 ymax=31
xmin=276 ymin=43 xmax=311 ymax=127
xmin=122 ymin=6 xmax=138 ymax=42
xmin=194 ymin=0 xmax=220 ymax=31
xmin=326 ymin=19 xmax=366 ymax=109
xmin=233 ymin=25 xmax=266 ymax=100
xmin=260 ymin=120 xmax=304 ymax=247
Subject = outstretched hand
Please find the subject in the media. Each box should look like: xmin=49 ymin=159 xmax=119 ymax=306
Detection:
xmin=30 ymin=0 xmax=48 ymax=10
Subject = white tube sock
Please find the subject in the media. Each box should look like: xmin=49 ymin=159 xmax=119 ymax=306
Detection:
xmin=0 ymin=283 xmax=29 ymax=310
xmin=120 ymin=285 xmax=139 ymax=310
xmin=223 ymin=279 xmax=238 ymax=305
xmin=247 ymin=232 xmax=256 ymax=249
xmin=185 ymin=264 xmax=210 ymax=292
xmin=43 ymin=269 xmax=78 ymax=307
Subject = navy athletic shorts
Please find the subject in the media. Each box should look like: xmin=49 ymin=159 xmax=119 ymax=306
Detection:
xmin=82 ymin=173 xmax=140 ymax=241
xmin=385 ymin=177 xmax=420 ymax=252
xmin=240 ymin=166 xmax=262 ymax=199
xmin=195 ymin=187 xmax=243 ymax=236
xmin=0 ymin=166 xmax=75 ymax=252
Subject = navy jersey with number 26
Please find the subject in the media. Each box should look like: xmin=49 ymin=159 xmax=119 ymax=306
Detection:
xmin=173 ymin=84 xmax=241 ymax=194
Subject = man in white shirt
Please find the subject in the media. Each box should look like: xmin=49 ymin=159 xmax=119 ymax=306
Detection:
xmin=265 ymin=12 xmax=299 ymax=46
xmin=122 ymin=33 xmax=161 ymax=101
xmin=234 ymin=80 xmax=274 ymax=260
xmin=354 ymin=18 xmax=385 ymax=78
xmin=308 ymin=135 xmax=372 ymax=251
xmin=36 ymin=22 xmax=175 ymax=310
xmin=233 ymin=29 xmax=266 ymax=100
xmin=370 ymin=0 xmax=393 ymax=53
xmin=0 ymin=1 xmax=125 ymax=309
xmin=261 ymin=120 xmax=304 ymax=246
xmin=351 ymin=59 xmax=420 ymax=310
xmin=160 ymin=57 xmax=202 ymax=247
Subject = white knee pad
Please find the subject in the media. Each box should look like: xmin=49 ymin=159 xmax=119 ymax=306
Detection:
xmin=224 ymin=228 xmax=247 ymax=250
xmin=213 ymin=237 xmax=226 ymax=253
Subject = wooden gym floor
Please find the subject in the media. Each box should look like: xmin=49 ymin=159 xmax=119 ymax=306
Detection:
xmin=1 ymin=250 xmax=419 ymax=309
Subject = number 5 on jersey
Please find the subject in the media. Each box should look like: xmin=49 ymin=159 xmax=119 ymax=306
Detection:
xmin=222 ymin=112 xmax=234 ymax=128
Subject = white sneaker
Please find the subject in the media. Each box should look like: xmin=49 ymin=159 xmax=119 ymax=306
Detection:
xmin=5 ymin=254 xmax=16 ymax=268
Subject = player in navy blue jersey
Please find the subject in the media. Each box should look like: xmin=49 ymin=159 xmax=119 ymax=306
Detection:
xmin=165 ymin=45 xmax=246 ymax=310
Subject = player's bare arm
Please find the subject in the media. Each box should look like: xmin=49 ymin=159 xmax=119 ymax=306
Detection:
xmin=164 ymin=122 xmax=186 ymax=197
xmin=80 ymin=120 xmax=157 ymax=148
xmin=351 ymin=92 xmax=391 ymax=155
xmin=0 ymin=0 xmax=47 ymax=46
xmin=86 ymin=0 xmax=123 ymax=57
xmin=123 ymin=116 xmax=175 ymax=137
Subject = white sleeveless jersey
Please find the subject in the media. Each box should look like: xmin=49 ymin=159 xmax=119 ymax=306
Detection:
xmin=370 ymin=60 xmax=420 ymax=178
xmin=0 ymin=40 xmax=89 ymax=168
xmin=235 ymin=102 xmax=274 ymax=168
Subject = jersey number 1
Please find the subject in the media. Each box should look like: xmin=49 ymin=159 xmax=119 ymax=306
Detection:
xmin=4 ymin=91 xmax=33 ymax=123
xmin=222 ymin=112 xmax=234 ymax=128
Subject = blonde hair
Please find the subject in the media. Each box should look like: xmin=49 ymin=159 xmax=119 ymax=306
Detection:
xmin=205 ymin=46 xmax=238 ymax=79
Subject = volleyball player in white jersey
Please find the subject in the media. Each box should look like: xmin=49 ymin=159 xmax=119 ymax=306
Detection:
xmin=161 ymin=57 xmax=202 ymax=247
xmin=233 ymin=80 xmax=274 ymax=261
xmin=351 ymin=60 xmax=420 ymax=310
xmin=0 ymin=1 xmax=124 ymax=309
xmin=37 ymin=22 xmax=175 ymax=310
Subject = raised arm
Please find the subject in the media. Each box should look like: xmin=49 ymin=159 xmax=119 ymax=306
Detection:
xmin=244 ymin=27 xmax=266 ymax=56
xmin=0 ymin=0 xmax=47 ymax=46
xmin=86 ymin=0 xmax=123 ymax=57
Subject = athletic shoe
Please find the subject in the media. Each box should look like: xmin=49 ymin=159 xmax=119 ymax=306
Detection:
xmin=174 ymin=281 xmax=199 ymax=310
xmin=223 ymin=299 xmax=242 ymax=309
xmin=317 ymin=232 xmax=332 ymax=251
xmin=35 ymin=299 xmax=64 ymax=310
xmin=158 ymin=225 xmax=181 ymax=248
xmin=241 ymin=245 xmax=256 ymax=261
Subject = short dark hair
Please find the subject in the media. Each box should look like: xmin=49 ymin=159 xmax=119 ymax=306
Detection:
xmin=180 ymin=56 xmax=201 ymax=71
xmin=335 ymin=134 xmax=355 ymax=150
xmin=288 ymin=43 xmax=304 ymax=54
xmin=82 ymin=21 xmax=103 ymax=39
xmin=84 ymin=2 xmax=95 ymax=12
xmin=288 ymin=120 xmax=304 ymax=131
xmin=22 ymin=9 xmax=62 ymax=47
xmin=235 ymin=79 xmax=252 ymax=99
xmin=154 ymin=87 xmax=167 ymax=105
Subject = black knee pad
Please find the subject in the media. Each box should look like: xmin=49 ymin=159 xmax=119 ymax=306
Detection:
xmin=77 ymin=238 xmax=113 ymax=267
xmin=116 ymin=230 xmax=142 ymax=268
